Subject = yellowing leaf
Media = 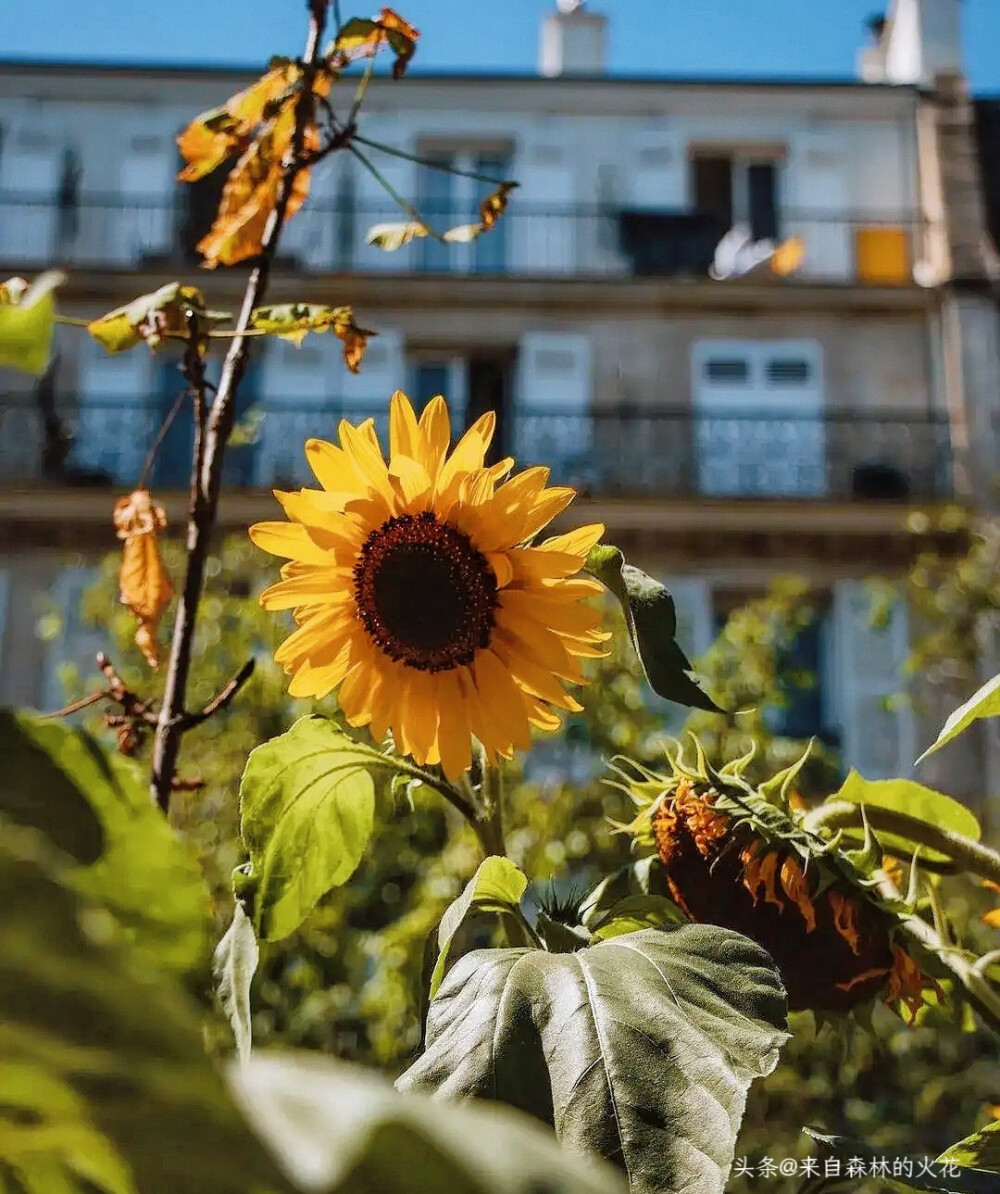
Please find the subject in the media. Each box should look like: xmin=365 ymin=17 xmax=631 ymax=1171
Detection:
xmin=329 ymin=8 xmax=420 ymax=78
xmin=440 ymin=183 xmax=518 ymax=246
xmin=87 ymin=284 xmax=224 ymax=354
xmin=197 ymin=113 xmax=318 ymax=268
xmin=479 ymin=181 xmax=517 ymax=231
xmin=0 ymin=271 xmax=64 ymax=376
xmin=176 ymin=62 xmax=301 ymax=183
xmin=366 ymin=220 xmax=429 ymax=251
xmin=250 ymin=302 xmax=377 ymax=372
xmin=113 ymin=490 xmax=173 ymax=669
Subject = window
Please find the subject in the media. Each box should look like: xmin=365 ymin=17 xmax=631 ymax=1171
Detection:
xmin=410 ymin=350 xmax=513 ymax=457
xmin=415 ymin=143 xmax=513 ymax=274
xmin=691 ymin=150 xmax=781 ymax=242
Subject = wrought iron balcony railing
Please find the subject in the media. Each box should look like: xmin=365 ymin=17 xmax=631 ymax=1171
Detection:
xmin=0 ymin=396 xmax=953 ymax=502
xmin=0 ymin=193 xmax=927 ymax=285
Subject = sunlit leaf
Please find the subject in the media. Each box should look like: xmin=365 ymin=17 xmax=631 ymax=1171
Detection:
xmin=440 ymin=223 xmax=482 ymax=244
xmin=938 ymin=1119 xmax=1000 ymax=1172
xmin=231 ymin=1052 xmax=626 ymax=1194
xmin=400 ymin=925 xmax=788 ymax=1194
xmin=87 ymin=283 xmax=222 ymax=354
xmin=0 ymin=712 xmax=210 ymax=976
xmin=478 ymin=181 xmax=517 ymax=231
xmin=176 ymin=62 xmax=301 ymax=183
xmin=366 ymin=221 xmax=429 ymax=251
xmin=429 ymin=855 xmax=527 ymax=998
xmin=238 ymin=716 xmax=401 ymax=941
xmin=0 ymin=271 xmax=64 ymax=376
xmin=214 ymin=901 xmax=259 ymax=1063
xmin=249 ymin=302 xmax=376 ymax=372
xmin=585 ymin=544 xmax=724 ymax=712
xmin=329 ymin=9 xmax=420 ymax=78
xmin=916 ymin=672 xmax=1000 ymax=765
xmin=589 ymin=894 xmax=687 ymax=941
xmin=113 ymin=490 xmax=173 ymax=669
xmin=830 ymin=769 xmax=982 ymax=864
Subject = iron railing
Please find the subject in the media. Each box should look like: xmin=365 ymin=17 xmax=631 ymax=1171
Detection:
xmin=0 ymin=194 xmax=928 ymax=284
xmin=0 ymin=396 xmax=953 ymax=501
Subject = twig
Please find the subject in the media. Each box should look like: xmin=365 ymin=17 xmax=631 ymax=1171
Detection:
xmin=353 ymin=133 xmax=510 ymax=186
xmin=349 ymin=143 xmax=428 ymax=228
xmin=41 ymin=690 xmax=107 ymax=719
xmin=150 ymin=0 xmax=330 ymax=812
xmin=345 ymin=51 xmax=376 ymax=131
xmin=138 ymin=388 xmax=187 ymax=491
xmin=803 ymin=801 xmax=1000 ymax=885
xmin=182 ymin=659 xmax=256 ymax=728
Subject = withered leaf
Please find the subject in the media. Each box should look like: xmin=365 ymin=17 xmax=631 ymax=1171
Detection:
xmin=87 ymin=284 xmax=228 ymax=353
xmin=250 ymin=303 xmax=376 ymax=373
xmin=329 ymin=8 xmax=419 ymax=78
xmin=365 ymin=220 xmax=429 ymax=251
xmin=440 ymin=182 xmax=518 ymax=245
xmin=0 ymin=270 xmax=64 ymax=376
xmin=113 ymin=490 xmax=173 ymax=669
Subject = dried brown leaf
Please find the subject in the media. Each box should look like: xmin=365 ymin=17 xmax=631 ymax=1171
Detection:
xmin=113 ymin=490 xmax=173 ymax=669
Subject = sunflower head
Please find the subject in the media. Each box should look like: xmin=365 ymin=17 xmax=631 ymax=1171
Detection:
xmin=611 ymin=739 xmax=935 ymax=1017
xmin=249 ymin=390 xmax=610 ymax=780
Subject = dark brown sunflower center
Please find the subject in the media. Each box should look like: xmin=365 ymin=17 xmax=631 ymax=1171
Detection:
xmin=353 ymin=512 xmax=498 ymax=672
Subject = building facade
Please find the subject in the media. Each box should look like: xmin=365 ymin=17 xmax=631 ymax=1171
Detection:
xmin=1 ymin=1 xmax=998 ymax=809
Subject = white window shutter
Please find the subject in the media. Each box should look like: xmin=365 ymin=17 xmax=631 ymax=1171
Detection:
xmin=256 ymin=335 xmax=341 ymax=488
xmin=74 ymin=338 xmax=152 ymax=484
xmin=786 ymin=134 xmax=851 ymax=281
xmin=0 ymin=135 xmax=60 ymax=263
xmin=832 ymin=581 xmax=916 ymax=779
xmin=510 ymin=155 xmax=575 ymax=274
xmin=514 ymin=332 xmax=592 ymax=485
xmin=116 ymin=133 xmax=175 ymax=265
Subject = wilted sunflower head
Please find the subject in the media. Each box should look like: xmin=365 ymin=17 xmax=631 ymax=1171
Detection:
xmin=249 ymin=390 xmax=610 ymax=779
xmin=612 ymin=738 xmax=935 ymax=1018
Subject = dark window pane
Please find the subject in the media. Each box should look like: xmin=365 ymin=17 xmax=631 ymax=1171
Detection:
xmin=473 ymin=152 xmax=511 ymax=274
xmin=748 ymin=162 xmax=779 ymax=242
xmin=417 ymin=154 xmax=455 ymax=272
xmin=413 ymin=363 xmax=451 ymax=411
xmin=693 ymin=155 xmax=733 ymax=228
xmin=705 ymin=358 xmax=749 ymax=383
xmin=766 ymin=358 xmax=810 ymax=385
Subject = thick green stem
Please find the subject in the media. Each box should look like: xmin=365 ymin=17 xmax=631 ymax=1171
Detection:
xmin=802 ymin=802 xmax=1000 ymax=885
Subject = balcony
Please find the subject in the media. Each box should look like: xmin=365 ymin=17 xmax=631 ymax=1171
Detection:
xmin=0 ymin=396 xmax=953 ymax=502
xmin=0 ymin=193 xmax=927 ymax=286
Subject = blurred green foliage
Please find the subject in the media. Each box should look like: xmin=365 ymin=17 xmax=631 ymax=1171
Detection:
xmin=61 ymin=538 xmax=1000 ymax=1190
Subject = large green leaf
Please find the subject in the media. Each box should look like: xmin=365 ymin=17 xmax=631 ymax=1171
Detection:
xmin=398 ymin=925 xmax=789 ymax=1194
xmin=0 ymin=828 xmax=292 ymax=1194
xmin=830 ymin=770 xmax=981 ymax=864
xmin=917 ymin=673 xmax=1000 ymax=765
xmin=1 ymin=827 xmax=625 ymax=1194
xmin=231 ymin=1052 xmax=626 ymax=1194
xmin=430 ymin=856 xmax=528 ymax=998
xmin=585 ymin=546 xmax=723 ymax=712
xmin=0 ymin=712 xmax=209 ymax=974
xmin=239 ymin=715 xmax=398 ymax=941
xmin=213 ymin=901 xmax=259 ymax=1062
xmin=938 ymin=1120 xmax=1000 ymax=1173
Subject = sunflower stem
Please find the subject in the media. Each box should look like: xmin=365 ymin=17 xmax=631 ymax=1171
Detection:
xmin=802 ymin=802 xmax=1000 ymax=886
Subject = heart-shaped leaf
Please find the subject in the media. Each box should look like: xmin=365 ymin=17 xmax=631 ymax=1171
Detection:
xmin=585 ymin=545 xmax=723 ymax=712
xmin=239 ymin=715 xmax=398 ymax=941
xmin=917 ymin=673 xmax=1000 ymax=765
xmin=399 ymin=925 xmax=788 ymax=1194
xmin=430 ymin=856 xmax=528 ymax=998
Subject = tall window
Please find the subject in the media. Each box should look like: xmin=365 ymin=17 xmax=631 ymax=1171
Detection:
xmin=691 ymin=150 xmax=781 ymax=242
xmin=415 ymin=144 xmax=513 ymax=274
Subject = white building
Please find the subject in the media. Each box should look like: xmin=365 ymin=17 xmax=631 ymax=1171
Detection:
xmin=1 ymin=0 xmax=997 ymax=809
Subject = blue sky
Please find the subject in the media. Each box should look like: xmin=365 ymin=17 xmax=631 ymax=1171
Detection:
xmin=1 ymin=1 xmax=999 ymax=91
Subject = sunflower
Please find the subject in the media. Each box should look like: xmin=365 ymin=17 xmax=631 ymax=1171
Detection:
xmin=249 ymin=391 xmax=609 ymax=779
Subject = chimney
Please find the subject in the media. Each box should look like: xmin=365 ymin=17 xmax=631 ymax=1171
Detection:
xmin=539 ymin=1 xmax=607 ymax=78
xmin=861 ymin=0 xmax=963 ymax=85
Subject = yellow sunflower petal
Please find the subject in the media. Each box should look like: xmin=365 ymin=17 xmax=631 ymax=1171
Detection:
xmin=304 ymin=437 xmax=367 ymax=497
xmin=259 ymin=569 xmax=350 ymax=611
xmin=494 ymin=601 xmax=587 ymax=681
xmin=433 ymin=672 xmax=472 ymax=780
xmin=499 ymin=587 xmax=605 ymax=638
xmin=472 ymin=649 xmax=533 ymax=753
xmin=512 ymin=486 xmax=576 ymax=543
xmin=494 ymin=631 xmax=583 ymax=711
xmin=417 ymin=396 xmax=451 ymax=479
xmin=434 ymin=410 xmax=496 ymax=497
xmin=523 ymin=697 xmax=563 ymax=733
xmin=508 ymin=546 xmax=590 ymax=583
xmin=287 ymin=642 xmax=353 ymax=698
xmin=389 ymin=390 xmax=422 ymax=460
xmin=249 ymin=521 xmax=334 ymax=566
xmin=388 ymin=453 xmax=433 ymax=508
xmin=274 ymin=605 xmax=355 ymax=667
xmin=535 ymin=522 xmax=605 ymax=558
xmin=486 ymin=551 xmax=514 ymax=588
